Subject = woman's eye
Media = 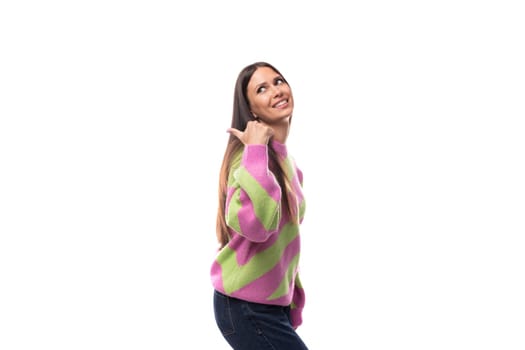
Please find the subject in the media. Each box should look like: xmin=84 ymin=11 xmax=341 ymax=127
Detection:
xmin=275 ymin=78 xmax=284 ymax=85
xmin=257 ymin=86 xmax=267 ymax=93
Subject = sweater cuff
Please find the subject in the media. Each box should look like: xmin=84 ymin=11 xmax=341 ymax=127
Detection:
xmin=289 ymin=307 xmax=303 ymax=329
xmin=242 ymin=144 xmax=268 ymax=175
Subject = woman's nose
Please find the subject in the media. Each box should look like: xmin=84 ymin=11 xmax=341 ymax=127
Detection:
xmin=272 ymin=86 xmax=283 ymax=97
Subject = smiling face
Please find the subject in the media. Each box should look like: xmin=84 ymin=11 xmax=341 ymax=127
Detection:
xmin=246 ymin=66 xmax=294 ymax=125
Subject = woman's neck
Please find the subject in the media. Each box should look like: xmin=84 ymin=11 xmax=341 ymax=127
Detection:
xmin=269 ymin=118 xmax=290 ymax=144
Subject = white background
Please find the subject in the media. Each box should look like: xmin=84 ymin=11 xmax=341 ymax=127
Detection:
xmin=1 ymin=1 xmax=524 ymax=349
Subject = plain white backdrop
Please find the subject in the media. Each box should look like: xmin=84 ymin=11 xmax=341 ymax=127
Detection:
xmin=1 ymin=1 xmax=524 ymax=349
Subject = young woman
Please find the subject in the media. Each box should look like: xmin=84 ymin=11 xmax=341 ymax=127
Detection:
xmin=210 ymin=62 xmax=308 ymax=350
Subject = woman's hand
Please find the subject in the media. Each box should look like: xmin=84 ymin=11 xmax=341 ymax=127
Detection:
xmin=227 ymin=120 xmax=274 ymax=145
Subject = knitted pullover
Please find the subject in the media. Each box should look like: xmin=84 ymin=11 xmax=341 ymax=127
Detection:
xmin=210 ymin=140 xmax=306 ymax=328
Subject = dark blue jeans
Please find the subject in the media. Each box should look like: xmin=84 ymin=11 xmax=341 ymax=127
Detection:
xmin=213 ymin=290 xmax=309 ymax=350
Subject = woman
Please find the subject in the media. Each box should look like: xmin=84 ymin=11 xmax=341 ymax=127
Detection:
xmin=210 ymin=62 xmax=308 ymax=350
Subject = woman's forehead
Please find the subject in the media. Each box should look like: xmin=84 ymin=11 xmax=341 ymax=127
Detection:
xmin=249 ymin=67 xmax=280 ymax=86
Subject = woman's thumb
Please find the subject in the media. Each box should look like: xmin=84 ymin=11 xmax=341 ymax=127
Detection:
xmin=227 ymin=127 xmax=242 ymax=140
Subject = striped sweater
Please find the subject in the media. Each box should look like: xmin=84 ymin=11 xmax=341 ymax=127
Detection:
xmin=210 ymin=140 xmax=306 ymax=328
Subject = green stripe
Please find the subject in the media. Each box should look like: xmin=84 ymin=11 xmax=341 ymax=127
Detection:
xmin=225 ymin=191 xmax=241 ymax=233
xmin=267 ymin=253 xmax=300 ymax=300
xmin=227 ymin=167 xmax=279 ymax=233
xmin=299 ymin=200 xmax=306 ymax=221
xmin=218 ymin=222 xmax=299 ymax=294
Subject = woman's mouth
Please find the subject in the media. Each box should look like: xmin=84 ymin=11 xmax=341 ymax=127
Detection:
xmin=273 ymin=99 xmax=288 ymax=108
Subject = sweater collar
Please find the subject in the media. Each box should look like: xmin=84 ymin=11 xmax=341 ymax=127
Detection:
xmin=270 ymin=139 xmax=288 ymax=158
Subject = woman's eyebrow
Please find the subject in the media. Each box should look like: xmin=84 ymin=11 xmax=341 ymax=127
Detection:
xmin=253 ymin=81 xmax=268 ymax=90
xmin=253 ymin=74 xmax=281 ymax=90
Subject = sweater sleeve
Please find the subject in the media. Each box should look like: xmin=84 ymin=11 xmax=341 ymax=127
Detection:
xmin=289 ymin=272 xmax=305 ymax=329
xmin=225 ymin=145 xmax=282 ymax=242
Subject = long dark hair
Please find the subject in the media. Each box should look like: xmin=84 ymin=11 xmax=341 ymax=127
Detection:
xmin=215 ymin=62 xmax=294 ymax=248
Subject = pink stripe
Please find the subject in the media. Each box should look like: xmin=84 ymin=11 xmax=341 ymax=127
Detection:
xmin=292 ymin=176 xmax=304 ymax=203
xmin=228 ymin=228 xmax=280 ymax=266
xmin=210 ymin=261 xmax=224 ymax=291
xmin=242 ymin=145 xmax=281 ymax=202
xmin=231 ymin=235 xmax=300 ymax=302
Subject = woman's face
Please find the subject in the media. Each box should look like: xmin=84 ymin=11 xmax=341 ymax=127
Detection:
xmin=246 ymin=66 xmax=294 ymax=124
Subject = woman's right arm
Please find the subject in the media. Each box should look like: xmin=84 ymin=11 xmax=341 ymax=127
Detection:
xmin=225 ymin=145 xmax=282 ymax=242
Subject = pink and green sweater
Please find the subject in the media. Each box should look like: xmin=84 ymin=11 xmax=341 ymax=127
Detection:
xmin=210 ymin=140 xmax=306 ymax=328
